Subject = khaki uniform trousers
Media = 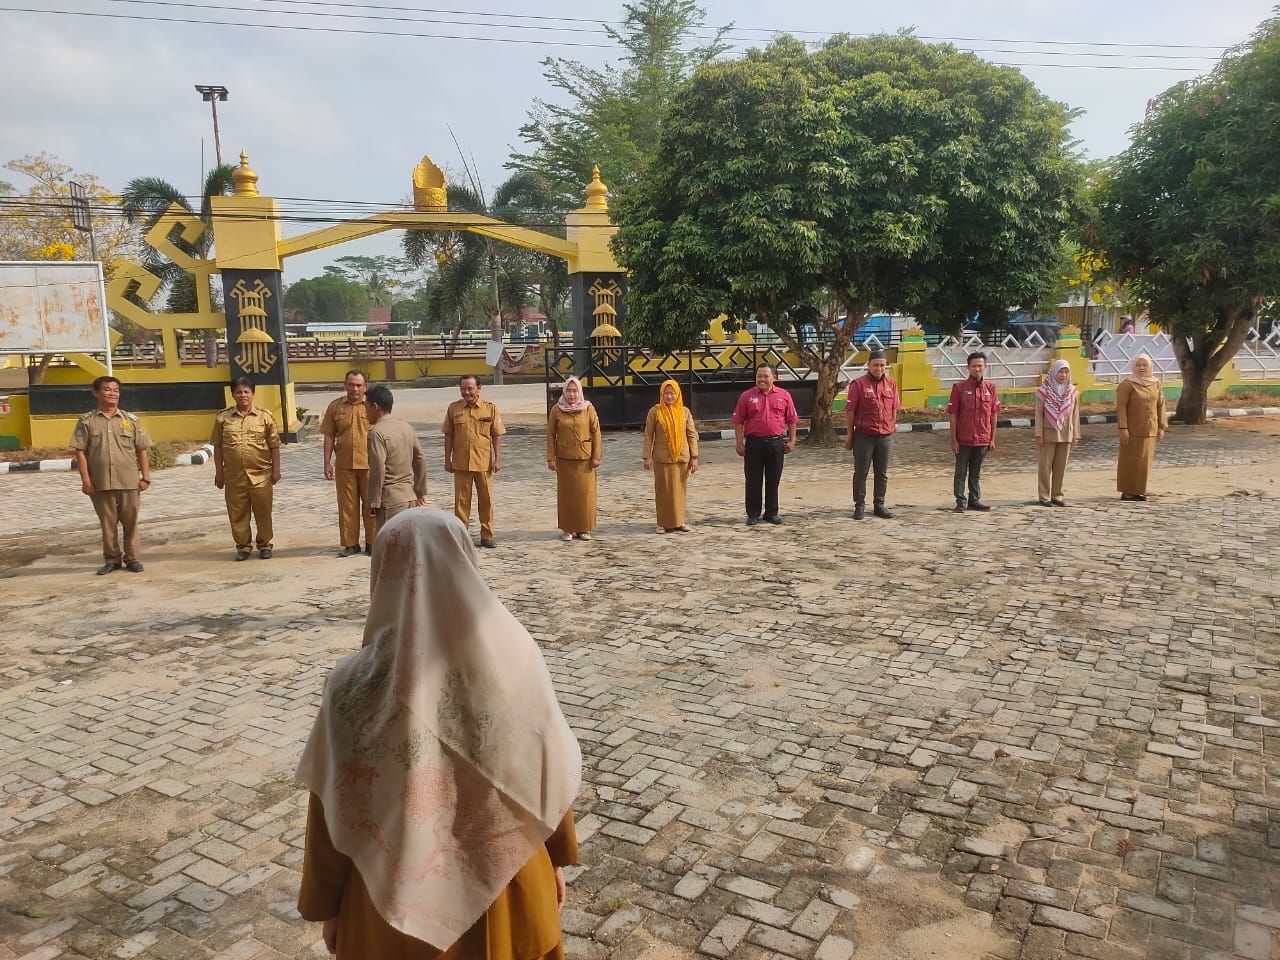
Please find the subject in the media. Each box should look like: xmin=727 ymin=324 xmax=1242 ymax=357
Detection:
xmin=372 ymin=501 xmax=415 ymax=537
xmin=335 ymin=468 xmax=376 ymax=547
xmin=90 ymin=489 xmax=141 ymax=564
xmin=453 ymin=470 xmax=495 ymax=540
xmin=225 ymin=476 xmax=274 ymax=550
xmin=1037 ymin=441 xmax=1072 ymax=502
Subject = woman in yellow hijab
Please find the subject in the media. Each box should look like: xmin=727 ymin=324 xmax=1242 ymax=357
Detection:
xmin=641 ymin=379 xmax=699 ymax=533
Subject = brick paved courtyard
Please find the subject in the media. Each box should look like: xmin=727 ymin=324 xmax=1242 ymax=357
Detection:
xmin=1 ymin=410 xmax=1278 ymax=959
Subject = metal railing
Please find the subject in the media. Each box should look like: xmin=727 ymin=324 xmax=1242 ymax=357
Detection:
xmin=928 ymin=332 xmax=1055 ymax=388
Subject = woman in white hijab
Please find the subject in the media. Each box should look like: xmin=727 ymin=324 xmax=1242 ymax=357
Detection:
xmin=296 ymin=510 xmax=582 ymax=959
xmin=1115 ymin=353 xmax=1166 ymax=501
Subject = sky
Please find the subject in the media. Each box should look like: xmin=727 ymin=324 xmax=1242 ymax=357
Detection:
xmin=0 ymin=0 xmax=1274 ymax=281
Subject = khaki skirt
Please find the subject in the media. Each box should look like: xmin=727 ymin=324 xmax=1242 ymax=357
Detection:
xmin=555 ymin=458 xmax=596 ymax=532
xmin=1116 ymin=436 xmax=1156 ymax=495
xmin=653 ymin=461 xmax=690 ymax=528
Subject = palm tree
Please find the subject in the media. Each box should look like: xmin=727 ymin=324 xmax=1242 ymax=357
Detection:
xmin=121 ymin=166 xmax=235 ymax=364
xmin=402 ymin=171 xmax=569 ymax=378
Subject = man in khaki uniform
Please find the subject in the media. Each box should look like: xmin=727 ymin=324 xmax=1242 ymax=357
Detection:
xmin=69 ymin=375 xmax=154 ymax=575
xmin=443 ymin=374 xmax=505 ymax=548
xmin=365 ymin=384 xmax=427 ymax=535
xmin=321 ymin=369 xmax=375 ymax=557
xmin=212 ymin=377 xmax=282 ymax=560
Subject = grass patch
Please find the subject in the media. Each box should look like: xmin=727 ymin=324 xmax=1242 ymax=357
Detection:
xmin=0 ymin=440 xmax=205 ymax=465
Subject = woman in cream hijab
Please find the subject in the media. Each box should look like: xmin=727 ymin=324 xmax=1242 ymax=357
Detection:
xmin=1115 ymin=353 xmax=1166 ymax=501
xmin=642 ymin=379 xmax=699 ymax=533
xmin=296 ymin=510 xmax=582 ymax=959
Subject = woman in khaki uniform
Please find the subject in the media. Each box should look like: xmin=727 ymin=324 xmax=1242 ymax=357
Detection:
xmin=546 ymin=377 xmax=602 ymax=541
xmin=1033 ymin=360 xmax=1080 ymax=507
xmin=296 ymin=512 xmax=582 ymax=960
xmin=1115 ymin=353 xmax=1166 ymax=501
xmin=642 ymin=379 xmax=699 ymax=533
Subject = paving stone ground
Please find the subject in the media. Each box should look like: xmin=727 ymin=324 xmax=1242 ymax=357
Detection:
xmin=1 ymin=395 xmax=1278 ymax=960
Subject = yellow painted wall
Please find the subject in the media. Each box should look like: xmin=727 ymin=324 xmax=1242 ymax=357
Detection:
xmin=0 ymin=393 xmax=32 ymax=446
xmin=29 ymin=410 xmax=222 ymax=449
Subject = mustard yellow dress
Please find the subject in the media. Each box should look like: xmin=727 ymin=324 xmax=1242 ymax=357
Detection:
xmin=642 ymin=405 xmax=699 ymax=528
xmin=298 ymin=795 xmax=578 ymax=960
xmin=1115 ymin=379 xmax=1166 ymax=495
xmin=546 ymin=406 xmax=602 ymax=533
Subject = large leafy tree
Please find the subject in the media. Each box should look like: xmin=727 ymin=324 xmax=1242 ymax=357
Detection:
xmin=508 ymin=0 xmax=729 ymax=205
xmin=283 ymin=274 xmax=370 ymax=325
xmin=324 ymin=254 xmax=410 ymax=307
xmin=612 ymin=33 xmax=1080 ymax=442
xmin=1097 ymin=15 xmax=1280 ymax=425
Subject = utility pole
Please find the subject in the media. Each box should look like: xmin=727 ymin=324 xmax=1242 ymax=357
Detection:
xmin=194 ymin=84 xmax=229 ymax=167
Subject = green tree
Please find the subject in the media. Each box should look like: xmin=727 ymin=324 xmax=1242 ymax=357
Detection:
xmin=612 ymin=33 xmax=1080 ymax=442
xmin=324 ymin=254 xmax=409 ymax=307
xmin=283 ymin=274 xmax=371 ymax=326
xmin=1097 ymin=15 xmax=1280 ymax=424
xmin=509 ymin=0 xmax=729 ymax=205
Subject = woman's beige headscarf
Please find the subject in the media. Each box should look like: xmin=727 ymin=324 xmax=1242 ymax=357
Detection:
xmin=296 ymin=510 xmax=582 ymax=949
xmin=1124 ymin=353 xmax=1160 ymax=386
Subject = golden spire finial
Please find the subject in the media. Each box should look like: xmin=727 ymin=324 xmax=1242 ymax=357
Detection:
xmin=231 ymin=150 xmax=260 ymax=198
xmin=583 ymin=165 xmax=608 ymax=211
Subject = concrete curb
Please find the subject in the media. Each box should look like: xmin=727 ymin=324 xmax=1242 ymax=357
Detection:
xmin=0 ymin=443 xmax=214 ymax=475
xmin=694 ymin=405 xmax=1280 ymax=442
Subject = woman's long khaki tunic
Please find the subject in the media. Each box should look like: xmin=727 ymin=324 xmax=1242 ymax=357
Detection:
xmin=546 ymin=406 xmax=602 ymax=533
xmin=298 ymin=795 xmax=578 ymax=960
xmin=1115 ymin=379 xmax=1166 ymax=495
xmin=642 ymin=405 xmax=698 ymax=528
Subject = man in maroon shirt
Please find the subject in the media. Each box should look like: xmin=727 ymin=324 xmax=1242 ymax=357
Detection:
xmin=947 ymin=352 xmax=1001 ymax=512
xmin=732 ymin=364 xmax=799 ymax=525
xmin=842 ymin=350 xmax=901 ymax=519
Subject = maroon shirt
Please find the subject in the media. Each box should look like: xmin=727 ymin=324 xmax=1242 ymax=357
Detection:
xmin=846 ymin=373 xmax=901 ymax=436
xmin=733 ymin=385 xmax=799 ymax=437
xmin=947 ymin=377 xmax=1001 ymax=446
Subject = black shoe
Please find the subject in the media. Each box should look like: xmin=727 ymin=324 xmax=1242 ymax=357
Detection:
xmin=1121 ymin=493 xmax=1142 ymax=502
xmin=96 ymin=562 xmax=120 ymax=576
xmin=1051 ymin=499 xmax=1066 ymax=507
xmin=364 ymin=544 xmax=373 ymax=555
xmin=124 ymin=560 xmax=144 ymax=573
xmin=235 ymin=550 xmax=251 ymax=561
xmin=764 ymin=515 xmax=783 ymax=525
xmin=967 ymin=501 xmax=991 ymax=511
xmin=259 ymin=548 xmax=273 ymax=559
xmin=953 ymin=503 xmax=967 ymax=513
xmin=1134 ymin=495 xmax=1148 ymax=502
xmin=873 ymin=506 xmax=894 ymax=519
xmin=745 ymin=516 xmax=759 ymax=526
xmin=479 ymin=539 xmax=496 ymax=549
xmin=1038 ymin=500 xmax=1053 ymax=507
xmin=853 ymin=505 xmax=865 ymax=520
xmin=338 ymin=545 xmax=360 ymax=557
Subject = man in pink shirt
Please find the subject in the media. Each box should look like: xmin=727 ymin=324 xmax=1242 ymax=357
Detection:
xmin=947 ymin=351 xmax=1001 ymax=512
xmin=842 ymin=349 xmax=901 ymax=519
xmin=732 ymin=364 xmax=799 ymax=525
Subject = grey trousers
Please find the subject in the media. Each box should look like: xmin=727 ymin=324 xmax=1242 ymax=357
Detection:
xmin=953 ymin=445 xmax=989 ymax=504
xmin=852 ymin=432 xmax=892 ymax=507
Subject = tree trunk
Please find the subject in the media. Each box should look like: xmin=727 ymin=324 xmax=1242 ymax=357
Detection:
xmin=27 ymin=353 xmax=53 ymax=385
xmin=1170 ymin=308 xmax=1253 ymax=425
xmin=204 ymin=332 xmax=218 ymax=368
xmin=805 ymin=354 xmax=843 ymax=445
xmin=490 ymin=311 xmax=505 ymax=385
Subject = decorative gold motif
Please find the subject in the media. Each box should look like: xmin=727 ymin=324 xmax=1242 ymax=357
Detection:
xmin=413 ymin=155 xmax=448 ymax=211
xmin=229 ymin=279 xmax=278 ymax=374
xmin=583 ymin=165 xmax=608 ymax=212
xmin=589 ymin=277 xmax=622 ymax=365
xmin=232 ymin=150 xmax=260 ymax=198
xmin=901 ymin=326 xmax=926 ymax=339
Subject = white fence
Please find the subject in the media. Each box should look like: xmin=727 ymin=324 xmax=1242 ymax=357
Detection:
xmin=1089 ymin=331 xmax=1179 ymax=382
xmin=1233 ymin=327 xmax=1280 ymax=380
xmin=927 ymin=332 xmax=1054 ymax=388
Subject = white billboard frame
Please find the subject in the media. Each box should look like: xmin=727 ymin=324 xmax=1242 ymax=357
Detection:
xmin=0 ymin=261 xmax=113 ymax=374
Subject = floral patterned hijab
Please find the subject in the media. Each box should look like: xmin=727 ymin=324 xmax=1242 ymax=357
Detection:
xmin=1037 ymin=359 xmax=1078 ymax=431
xmin=296 ymin=510 xmax=581 ymax=949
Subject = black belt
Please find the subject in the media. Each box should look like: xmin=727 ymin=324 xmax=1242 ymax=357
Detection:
xmin=746 ymin=433 xmax=787 ymax=441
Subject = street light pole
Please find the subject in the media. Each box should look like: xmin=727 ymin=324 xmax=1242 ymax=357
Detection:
xmin=194 ymin=84 xmax=229 ymax=167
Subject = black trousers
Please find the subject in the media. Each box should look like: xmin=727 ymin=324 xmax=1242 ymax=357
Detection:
xmin=953 ymin=444 xmax=989 ymax=504
xmin=852 ymin=432 xmax=893 ymax=507
xmin=744 ymin=434 xmax=787 ymax=519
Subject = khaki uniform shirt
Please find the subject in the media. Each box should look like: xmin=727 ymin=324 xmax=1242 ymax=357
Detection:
xmin=367 ymin=416 xmax=428 ymax=509
xmin=546 ymin=406 xmax=602 ymax=461
xmin=69 ymin=409 xmax=154 ymax=490
xmin=211 ymin=405 xmax=281 ymax=482
xmin=443 ymin=399 xmax=506 ymax=472
xmin=321 ymin=397 xmax=370 ymax=470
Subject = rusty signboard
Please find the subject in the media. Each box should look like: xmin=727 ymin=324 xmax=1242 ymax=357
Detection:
xmin=0 ymin=261 xmax=110 ymax=355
